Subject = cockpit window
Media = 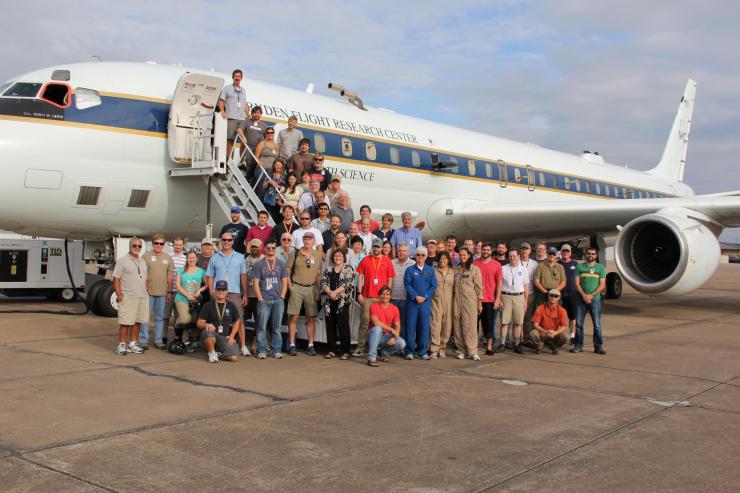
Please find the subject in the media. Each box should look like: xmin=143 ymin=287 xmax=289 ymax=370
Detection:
xmin=39 ymin=82 xmax=71 ymax=108
xmin=75 ymin=88 xmax=101 ymax=110
xmin=3 ymin=82 xmax=42 ymax=98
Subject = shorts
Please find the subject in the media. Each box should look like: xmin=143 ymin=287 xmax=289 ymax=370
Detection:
xmin=200 ymin=330 xmax=240 ymax=358
xmin=175 ymin=301 xmax=193 ymax=325
xmin=501 ymin=293 xmax=525 ymax=325
xmin=287 ymin=284 xmax=318 ymax=317
xmin=164 ymin=298 xmax=176 ymax=319
xmin=118 ymin=296 xmax=149 ymax=326
xmin=227 ymin=293 xmax=245 ymax=319
xmin=227 ymin=119 xmax=242 ymax=140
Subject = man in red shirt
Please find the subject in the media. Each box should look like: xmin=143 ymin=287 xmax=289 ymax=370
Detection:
xmin=530 ymin=289 xmax=569 ymax=354
xmin=246 ymin=210 xmax=273 ymax=255
xmin=355 ymin=237 xmax=395 ymax=356
xmin=474 ymin=242 xmax=503 ymax=355
xmin=366 ymin=285 xmax=406 ymax=366
xmin=353 ymin=204 xmax=380 ymax=232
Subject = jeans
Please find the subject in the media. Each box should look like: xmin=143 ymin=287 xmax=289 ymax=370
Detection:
xmin=405 ymin=299 xmax=431 ymax=356
xmin=367 ymin=326 xmax=406 ymax=361
xmin=391 ymin=299 xmax=406 ymax=339
xmin=139 ymin=295 xmax=166 ymax=345
xmin=256 ymin=298 xmax=284 ymax=354
xmin=575 ymin=297 xmax=603 ymax=348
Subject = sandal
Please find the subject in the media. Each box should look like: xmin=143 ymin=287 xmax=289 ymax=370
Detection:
xmin=339 ymin=353 xmax=350 ymax=360
xmin=325 ymin=352 xmax=336 ymax=359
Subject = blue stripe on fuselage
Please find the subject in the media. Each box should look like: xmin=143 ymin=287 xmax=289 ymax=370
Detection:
xmin=64 ymin=94 xmax=169 ymax=134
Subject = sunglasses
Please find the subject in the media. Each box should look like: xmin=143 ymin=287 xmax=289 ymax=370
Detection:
xmin=415 ymin=254 xmax=427 ymax=257
xmin=314 ymin=158 xmax=324 ymax=162
xmin=132 ymin=244 xmax=142 ymax=248
xmin=153 ymin=241 xmax=164 ymax=246
xmin=282 ymin=238 xmax=292 ymax=242
xmin=548 ymin=252 xmax=557 ymax=256
xmin=266 ymin=246 xmax=276 ymax=250
xmin=300 ymin=217 xmax=311 ymax=221
xmin=221 ymin=238 xmax=233 ymax=242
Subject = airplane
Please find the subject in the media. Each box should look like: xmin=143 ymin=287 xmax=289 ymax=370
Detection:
xmin=1 ymin=61 xmax=739 ymax=317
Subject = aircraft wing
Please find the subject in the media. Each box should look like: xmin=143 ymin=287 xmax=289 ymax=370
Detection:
xmin=447 ymin=195 xmax=740 ymax=239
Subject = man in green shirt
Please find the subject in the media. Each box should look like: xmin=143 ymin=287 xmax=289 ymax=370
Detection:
xmin=571 ymin=247 xmax=607 ymax=354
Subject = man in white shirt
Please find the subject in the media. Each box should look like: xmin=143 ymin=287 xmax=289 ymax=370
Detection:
xmin=500 ymin=250 xmax=529 ymax=353
xmin=519 ymin=242 xmax=539 ymax=339
xmin=390 ymin=243 xmax=414 ymax=337
xmin=291 ymin=211 xmax=324 ymax=253
xmin=358 ymin=217 xmax=376 ymax=255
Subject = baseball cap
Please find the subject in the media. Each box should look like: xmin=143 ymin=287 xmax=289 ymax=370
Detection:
xmin=520 ymin=242 xmax=531 ymax=249
xmin=547 ymin=246 xmax=558 ymax=255
xmin=548 ymin=288 xmax=561 ymax=297
xmin=302 ymin=231 xmax=315 ymax=239
xmin=230 ymin=206 xmax=241 ymax=214
xmin=248 ymin=238 xmax=262 ymax=248
xmin=330 ymin=177 xmax=341 ymax=182
xmin=201 ymin=237 xmax=214 ymax=245
xmin=561 ymin=243 xmax=572 ymax=251
xmin=427 ymin=239 xmax=438 ymax=245
xmin=215 ymin=280 xmax=228 ymax=291
xmin=372 ymin=237 xmax=383 ymax=247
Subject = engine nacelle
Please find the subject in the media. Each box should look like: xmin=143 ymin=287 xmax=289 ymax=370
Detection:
xmin=614 ymin=208 xmax=720 ymax=296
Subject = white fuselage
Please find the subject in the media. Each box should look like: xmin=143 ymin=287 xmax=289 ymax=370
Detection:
xmin=0 ymin=62 xmax=693 ymax=241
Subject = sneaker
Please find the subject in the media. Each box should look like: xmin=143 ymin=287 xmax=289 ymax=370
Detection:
xmin=288 ymin=345 xmax=298 ymax=356
xmin=430 ymin=352 xmax=439 ymax=359
xmin=594 ymin=347 xmax=607 ymax=355
xmin=367 ymin=359 xmax=379 ymax=367
xmin=208 ymin=351 xmax=219 ymax=363
xmin=438 ymin=350 xmax=446 ymax=358
xmin=127 ymin=342 xmax=144 ymax=354
xmin=485 ymin=348 xmax=494 ymax=356
xmin=240 ymin=346 xmax=251 ymax=357
xmin=420 ymin=354 xmax=430 ymax=361
xmin=569 ymin=335 xmax=576 ymax=345
xmin=141 ymin=344 xmax=149 ymax=351
xmin=351 ymin=349 xmax=364 ymax=357
xmin=472 ymin=354 xmax=481 ymax=361
xmin=257 ymin=352 xmax=267 ymax=359
xmin=456 ymin=353 xmax=465 ymax=360
xmin=570 ymin=346 xmax=583 ymax=353
xmin=513 ymin=345 xmax=523 ymax=355
xmin=305 ymin=346 xmax=317 ymax=356
xmin=496 ymin=344 xmax=505 ymax=353
xmin=115 ymin=343 xmax=127 ymax=356
xmin=155 ymin=343 xmax=167 ymax=350
xmin=404 ymin=354 xmax=414 ymax=361
xmin=273 ymin=352 xmax=283 ymax=359
xmin=552 ymin=347 xmax=560 ymax=355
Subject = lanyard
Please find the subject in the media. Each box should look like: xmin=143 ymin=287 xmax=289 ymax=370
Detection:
xmin=265 ymin=256 xmax=277 ymax=274
xmin=130 ymin=255 xmax=142 ymax=278
xmin=215 ymin=302 xmax=226 ymax=325
xmin=371 ymin=255 xmax=383 ymax=277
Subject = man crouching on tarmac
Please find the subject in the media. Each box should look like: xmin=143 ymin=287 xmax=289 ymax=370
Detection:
xmin=196 ymin=280 xmax=241 ymax=363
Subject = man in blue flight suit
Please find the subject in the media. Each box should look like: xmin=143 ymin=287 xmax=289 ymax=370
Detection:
xmin=403 ymin=245 xmax=438 ymax=360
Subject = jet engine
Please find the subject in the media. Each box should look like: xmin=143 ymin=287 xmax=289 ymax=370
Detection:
xmin=614 ymin=208 xmax=720 ymax=296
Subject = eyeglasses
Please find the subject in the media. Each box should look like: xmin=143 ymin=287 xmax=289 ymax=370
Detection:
xmin=415 ymin=254 xmax=427 ymax=257
xmin=282 ymin=238 xmax=292 ymax=242
xmin=266 ymin=246 xmax=276 ymax=250
xmin=132 ymin=244 xmax=142 ymax=249
xmin=300 ymin=217 xmax=311 ymax=221
xmin=221 ymin=238 xmax=233 ymax=242
xmin=153 ymin=242 xmax=164 ymax=246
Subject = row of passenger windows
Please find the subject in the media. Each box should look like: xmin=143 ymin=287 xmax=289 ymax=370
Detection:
xmin=308 ymin=129 xmax=661 ymax=198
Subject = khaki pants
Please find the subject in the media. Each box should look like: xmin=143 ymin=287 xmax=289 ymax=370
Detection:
xmin=359 ymin=297 xmax=378 ymax=347
xmin=529 ymin=329 xmax=567 ymax=352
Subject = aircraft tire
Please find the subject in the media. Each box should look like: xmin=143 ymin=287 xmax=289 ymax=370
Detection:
xmin=85 ymin=280 xmax=107 ymax=314
xmin=95 ymin=281 xmax=119 ymax=318
xmin=605 ymin=272 xmax=623 ymax=299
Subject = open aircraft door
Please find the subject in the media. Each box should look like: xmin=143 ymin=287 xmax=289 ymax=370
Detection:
xmin=168 ymin=72 xmax=225 ymax=166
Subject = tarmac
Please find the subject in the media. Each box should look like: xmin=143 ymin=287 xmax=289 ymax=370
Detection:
xmin=0 ymin=265 xmax=739 ymax=492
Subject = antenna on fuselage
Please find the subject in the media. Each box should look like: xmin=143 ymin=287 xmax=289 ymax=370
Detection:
xmin=91 ymin=55 xmax=103 ymax=62
xmin=328 ymin=83 xmax=366 ymax=111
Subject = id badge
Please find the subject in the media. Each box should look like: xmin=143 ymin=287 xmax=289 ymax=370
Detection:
xmin=236 ymin=102 xmax=241 ymax=109
xmin=217 ymin=325 xmax=224 ymax=334
xmin=373 ymin=278 xmax=379 ymax=286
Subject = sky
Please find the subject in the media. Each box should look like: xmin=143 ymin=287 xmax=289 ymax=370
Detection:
xmin=2 ymin=0 xmax=739 ymax=241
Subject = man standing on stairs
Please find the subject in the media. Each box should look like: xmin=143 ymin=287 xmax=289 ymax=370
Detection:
xmin=217 ymin=69 xmax=249 ymax=165
xmin=220 ymin=207 xmax=249 ymax=255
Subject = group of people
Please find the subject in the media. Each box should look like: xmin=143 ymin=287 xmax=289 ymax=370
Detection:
xmin=113 ymin=203 xmax=608 ymax=365
xmin=112 ymin=67 xmax=608 ymax=364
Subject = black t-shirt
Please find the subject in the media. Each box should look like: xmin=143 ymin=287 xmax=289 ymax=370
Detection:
xmin=309 ymin=166 xmax=332 ymax=191
xmin=322 ymin=229 xmax=339 ymax=249
xmin=199 ymin=300 xmax=239 ymax=334
xmin=220 ymin=223 xmax=249 ymax=254
xmin=425 ymin=255 xmax=439 ymax=268
xmin=495 ymin=256 xmax=509 ymax=266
